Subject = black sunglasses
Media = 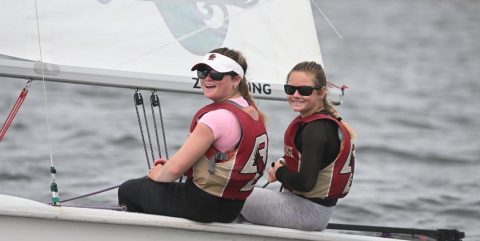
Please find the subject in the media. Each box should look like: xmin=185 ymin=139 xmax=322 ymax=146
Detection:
xmin=284 ymin=84 xmax=321 ymax=96
xmin=197 ymin=69 xmax=237 ymax=81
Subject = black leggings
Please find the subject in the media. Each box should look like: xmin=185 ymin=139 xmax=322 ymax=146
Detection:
xmin=118 ymin=177 xmax=244 ymax=223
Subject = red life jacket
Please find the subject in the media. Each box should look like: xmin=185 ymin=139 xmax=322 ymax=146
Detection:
xmin=283 ymin=113 xmax=355 ymax=199
xmin=186 ymin=101 xmax=268 ymax=200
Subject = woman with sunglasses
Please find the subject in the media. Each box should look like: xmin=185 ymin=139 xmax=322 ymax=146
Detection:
xmin=118 ymin=47 xmax=268 ymax=223
xmin=240 ymin=61 xmax=356 ymax=231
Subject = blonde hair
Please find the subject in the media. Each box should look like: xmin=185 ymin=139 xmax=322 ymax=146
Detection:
xmin=287 ymin=61 xmax=356 ymax=139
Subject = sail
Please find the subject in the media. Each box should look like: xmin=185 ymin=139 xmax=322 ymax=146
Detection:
xmin=0 ymin=0 xmax=322 ymax=100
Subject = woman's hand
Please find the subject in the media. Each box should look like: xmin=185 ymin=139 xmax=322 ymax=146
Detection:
xmin=267 ymin=158 xmax=285 ymax=183
xmin=153 ymin=158 xmax=167 ymax=166
xmin=148 ymin=159 xmax=167 ymax=181
xmin=147 ymin=123 xmax=215 ymax=183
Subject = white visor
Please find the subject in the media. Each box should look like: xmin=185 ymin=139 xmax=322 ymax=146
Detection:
xmin=191 ymin=53 xmax=244 ymax=78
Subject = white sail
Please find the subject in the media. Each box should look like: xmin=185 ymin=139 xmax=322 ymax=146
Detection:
xmin=0 ymin=2 xmax=383 ymax=240
xmin=0 ymin=0 xmax=322 ymax=100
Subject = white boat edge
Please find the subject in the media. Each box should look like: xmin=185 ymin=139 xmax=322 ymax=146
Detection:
xmin=0 ymin=194 xmax=402 ymax=241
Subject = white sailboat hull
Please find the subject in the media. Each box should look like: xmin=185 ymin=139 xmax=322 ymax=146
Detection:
xmin=0 ymin=194 xmax=399 ymax=241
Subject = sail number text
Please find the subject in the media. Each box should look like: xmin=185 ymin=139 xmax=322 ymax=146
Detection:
xmin=193 ymin=77 xmax=272 ymax=95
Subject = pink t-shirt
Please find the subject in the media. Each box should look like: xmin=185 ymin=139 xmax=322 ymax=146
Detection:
xmin=198 ymin=97 xmax=249 ymax=152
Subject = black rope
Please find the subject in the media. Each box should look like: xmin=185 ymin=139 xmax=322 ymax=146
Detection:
xmin=134 ymin=91 xmax=152 ymax=169
xmin=261 ymin=181 xmax=283 ymax=192
xmin=49 ymin=184 xmax=120 ymax=205
xmin=149 ymin=91 xmax=180 ymax=182
xmin=261 ymin=161 xmax=284 ymax=191
xmin=140 ymin=93 xmax=155 ymax=164
xmin=60 ymin=204 xmax=126 ymax=211
xmin=153 ymin=92 xmax=169 ymax=159
xmin=149 ymin=92 xmax=163 ymax=159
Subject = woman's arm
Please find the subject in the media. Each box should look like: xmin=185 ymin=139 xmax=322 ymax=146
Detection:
xmin=276 ymin=121 xmax=336 ymax=192
xmin=148 ymin=123 xmax=215 ymax=182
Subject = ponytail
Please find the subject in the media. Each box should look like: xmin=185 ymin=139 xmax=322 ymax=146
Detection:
xmin=211 ymin=47 xmax=267 ymax=123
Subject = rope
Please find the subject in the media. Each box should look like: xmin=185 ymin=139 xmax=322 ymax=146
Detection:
xmin=150 ymin=92 xmax=163 ymax=158
xmin=54 ymin=184 xmax=120 ymax=204
xmin=47 ymin=184 xmax=126 ymax=211
xmin=310 ymin=0 xmax=343 ymax=39
xmin=148 ymin=91 xmax=177 ymax=181
xmin=141 ymin=95 xmax=156 ymax=163
xmin=134 ymin=90 xmax=171 ymax=171
xmin=60 ymin=204 xmax=126 ymax=211
xmin=34 ymin=0 xmax=60 ymax=206
xmin=134 ymin=91 xmax=152 ymax=169
xmin=0 ymin=81 xmax=31 ymax=142
xmin=261 ymin=160 xmax=285 ymax=191
xmin=150 ymin=91 xmax=169 ymax=159
xmin=156 ymin=93 xmax=169 ymax=159
xmin=327 ymin=81 xmax=348 ymax=95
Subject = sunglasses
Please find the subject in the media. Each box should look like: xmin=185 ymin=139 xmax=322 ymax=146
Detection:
xmin=284 ymin=84 xmax=321 ymax=96
xmin=197 ymin=69 xmax=237 ymax=81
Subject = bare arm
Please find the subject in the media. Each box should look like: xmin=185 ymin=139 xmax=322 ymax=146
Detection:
xmin=148 ymin=123 xmax=215 ymax=182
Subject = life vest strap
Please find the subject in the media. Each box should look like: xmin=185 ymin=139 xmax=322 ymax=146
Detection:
xmin=209 ymin=152 xmax=229 ymax=174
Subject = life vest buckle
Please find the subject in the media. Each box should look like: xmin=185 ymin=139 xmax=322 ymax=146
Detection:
xmin=208 ymin=152 xmax=229 ymax=174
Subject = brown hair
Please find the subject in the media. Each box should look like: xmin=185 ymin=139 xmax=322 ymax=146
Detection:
xmin=287 ymin=61 xmax=356 ymax=139
xmin=210 ymin=47 xmax=266 ymax=123
xmin=286 ymin=61 xmax=336 ymax=115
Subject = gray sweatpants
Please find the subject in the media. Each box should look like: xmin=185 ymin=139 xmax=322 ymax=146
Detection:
xmin=240 ymin=187 xmax=334 ymax=231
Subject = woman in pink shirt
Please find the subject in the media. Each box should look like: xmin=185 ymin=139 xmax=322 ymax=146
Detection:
xmin=118 ymin=47 xmax=268 ymax=223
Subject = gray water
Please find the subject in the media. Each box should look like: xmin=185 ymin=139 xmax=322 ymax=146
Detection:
xmin=1 ymin=0 xmax=479 ymax=240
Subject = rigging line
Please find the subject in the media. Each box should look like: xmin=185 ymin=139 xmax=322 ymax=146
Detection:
xmin=140 ymin=93 xmax=156 ymax=162
xmin=154 ymin=92 xmax=169 ymax=159
xmin=149 ymin=92 xmax=163 ymax=159
xmin=58 ymin=204 xmax=126 ymax=211
xmin=34 ymin=0 xmax=52 ymax=165
xmin=34 ymin=0 xmax=54 ymax=166
xmin=0 ymin=82 xmax=30 ymax=142
xmin=327 ymin=81 xmax=348 ymax=90
xmin=54 ymin=184 xmax=120 ymax=204
xmin=152 ymin=92 xmax=176 ymax=180
xmin=34 ymin=0 xmax=60 ymax=206
xmin=59 ymin=204 xmax=126 ymax=211
xmin=134 ymin=91 xmax=151 ymax=169
xmin=310 ymin=0 xmax=343 ymax=39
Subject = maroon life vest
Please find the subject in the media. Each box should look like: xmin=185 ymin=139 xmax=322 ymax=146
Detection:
xmin=283 ymin=113 xmax=355 ymax=199
xmin=186 ymin=101 xmax=268 ymax=200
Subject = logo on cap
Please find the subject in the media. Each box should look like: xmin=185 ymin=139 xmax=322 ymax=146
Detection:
xmin=208 ymin=54 xmax=216 ymax=61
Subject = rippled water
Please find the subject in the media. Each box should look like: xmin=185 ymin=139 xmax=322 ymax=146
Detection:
xmin=1 ymin=0 xmax=479 ymax=240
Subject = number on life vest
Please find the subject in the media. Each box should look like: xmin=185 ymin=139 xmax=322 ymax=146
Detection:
xmin=240 ymin=134 xmax=268 ymax=191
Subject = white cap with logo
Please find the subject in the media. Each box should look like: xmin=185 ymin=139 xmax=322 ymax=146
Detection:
xmin=191 ymin=53 xmax=244 ymax=79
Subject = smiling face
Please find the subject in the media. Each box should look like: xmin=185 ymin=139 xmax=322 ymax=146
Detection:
xmin=286 ymin=71 xmax=326 ymax=117
xmin=200 ymin=70 xmax=241 ymax=102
